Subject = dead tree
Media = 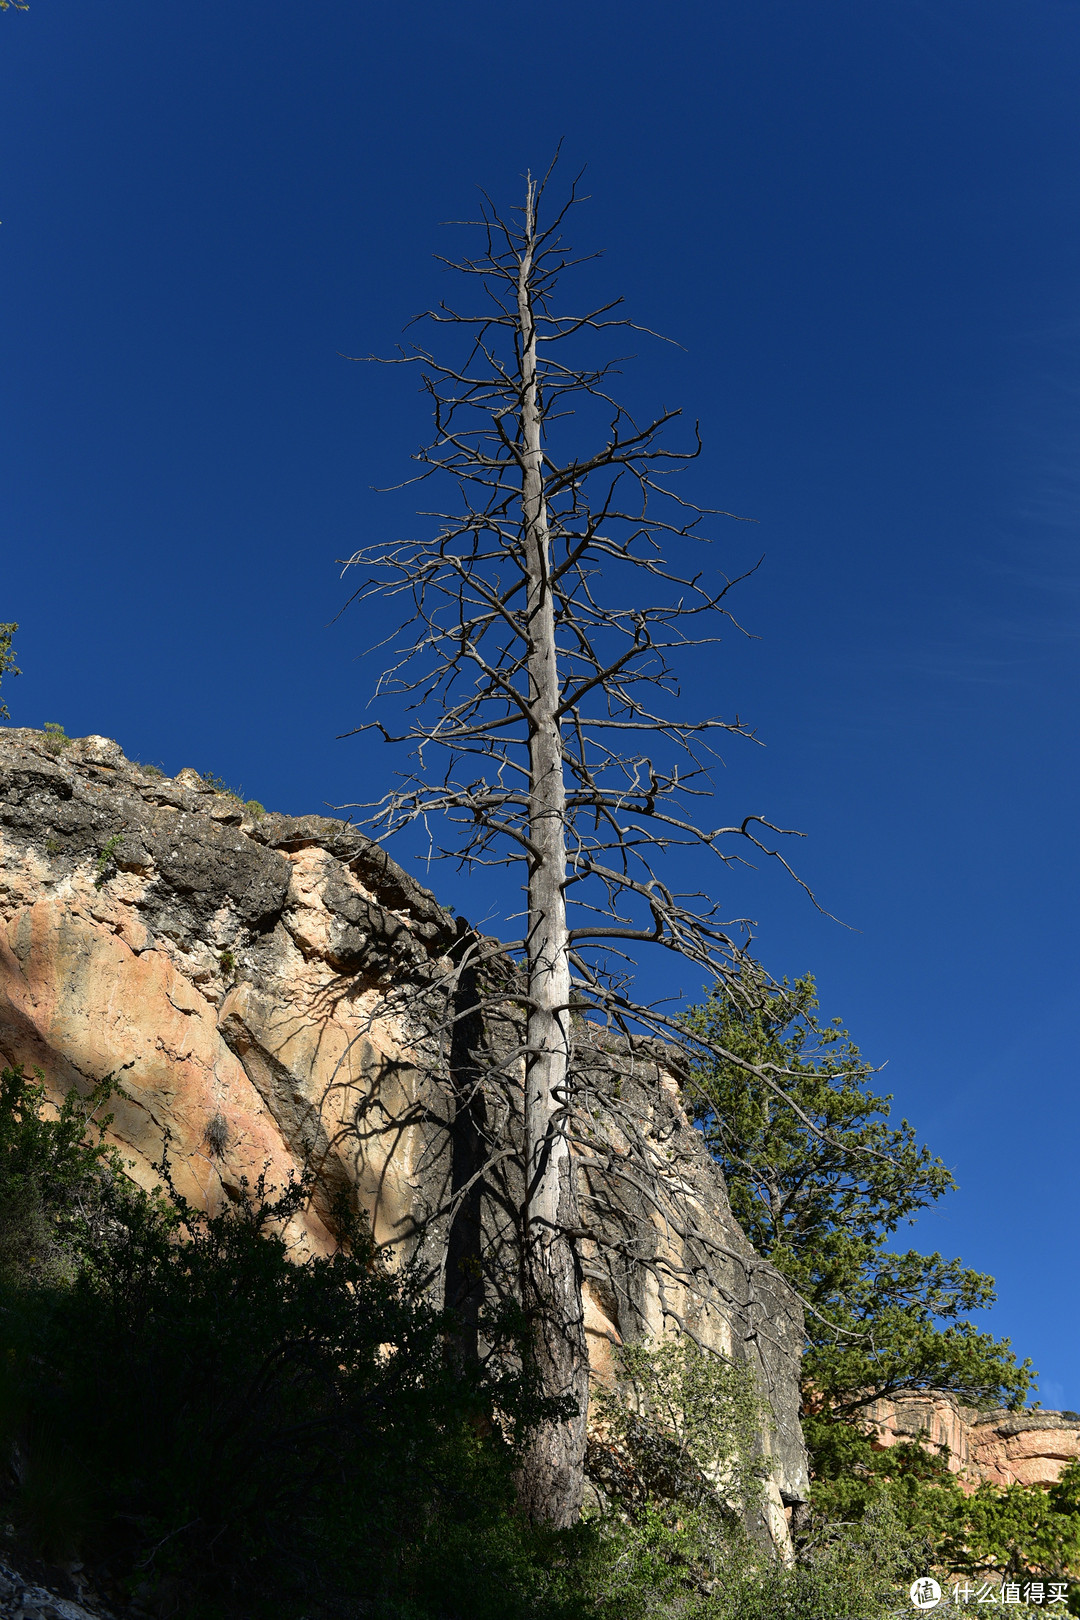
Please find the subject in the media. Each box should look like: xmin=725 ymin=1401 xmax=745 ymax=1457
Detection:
xmin=340 ymin=167 xmax=810 ymax=1528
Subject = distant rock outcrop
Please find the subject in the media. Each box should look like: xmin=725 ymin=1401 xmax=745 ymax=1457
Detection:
xmin=0 ymin=728 xmax=809 ymax=1548
xmin=863 ymin=1390 xmax=1080 ymax=1491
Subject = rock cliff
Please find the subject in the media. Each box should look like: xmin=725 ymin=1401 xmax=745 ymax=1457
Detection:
xmin=864 ymin=1391 xmax=1080 ymax=1491
xmin=0 ymin=728 xmax=809 ymax=1544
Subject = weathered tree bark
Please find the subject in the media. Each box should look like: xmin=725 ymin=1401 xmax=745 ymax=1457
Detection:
xmin=514 ymin=181 xmax=589 ymax=1528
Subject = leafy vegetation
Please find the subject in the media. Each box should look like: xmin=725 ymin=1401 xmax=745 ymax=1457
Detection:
xmin=199 ymin=770 xmax=242 ymax=798
xmin=581 ymin=1339 xmax=922 ymax=1619
xmin=588 ymin=1338 xmax=768 ymax=1524
xmin=196 ymin=774 xmax=265 ymax=818
xmin=942 ymin=1463 xmax=1080 ymax=1583
xmin=684 ymin=970 xmax=1030 ymax=1422
xmin=94 ymin=832 xmax=126 ymax=887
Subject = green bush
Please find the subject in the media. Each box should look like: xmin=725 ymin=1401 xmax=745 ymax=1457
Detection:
xmin=944 ymin=1462 xmax=1080 ymax=1586
xmin=588 ymin=1338 xmax=767 ymax=1524
xmin=94 ymin=832 xmax=125 ymax=887
xmin=581 ymin=1494 xmax=921 ymax=1619
xmin=0 ymin=1065 xmax=121 ymax=1291
xmin=804 ymin=1428 xmax=1080 ymax=1611
xmin=580 ymin=1337 xmax=919 ymax=1620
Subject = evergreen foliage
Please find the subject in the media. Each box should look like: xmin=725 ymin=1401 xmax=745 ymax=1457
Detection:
xmin=682 ymin=973 xmax=1080 ymax=1603
xmin=581 ymin=1337 xmax=921 ymax=1619
xmin=943 ymin=1462 xmax=1080 ymax=1582
xmin=0 ymin=1063 xmax=927 ymax=1619
xmin=588 ymin=1339 xmax=767 ymax=1523
xmin=682 ymin=972 xmax=1031 ymax=1421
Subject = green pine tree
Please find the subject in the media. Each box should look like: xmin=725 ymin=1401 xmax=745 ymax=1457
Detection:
xmin=682 ymin=970 xmax=1032 ymax=1517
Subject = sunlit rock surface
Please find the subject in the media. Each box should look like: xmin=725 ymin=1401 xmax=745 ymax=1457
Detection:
xmin=865 ymin=1390 xmax=1080 ymax=1490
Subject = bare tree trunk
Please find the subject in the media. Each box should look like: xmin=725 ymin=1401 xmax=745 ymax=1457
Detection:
xmin=515 ymin=180 xmax=588 ymax=1527
xmin=343 ymin=166 xmax=815 ymax=1527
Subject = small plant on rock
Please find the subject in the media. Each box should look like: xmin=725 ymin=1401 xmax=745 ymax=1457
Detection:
xmin=0 ymin=623 xmax=20 ymax=722
xmin=94 ymin=834 xmax=125 ymax=889
xmin=199 ymin=771 xmax=242 ymax=800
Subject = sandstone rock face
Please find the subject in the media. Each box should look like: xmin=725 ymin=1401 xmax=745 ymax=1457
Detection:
xmin=863 ymin=1390 xmax=973 ymax=1476
xmin=967 ymin=1409 xmax=1080 ymax=1488
xmin=864 ymin=1390 xmax=1080 ymax=1492
xmin=0 ymin=729 xmax=808 ymax=1544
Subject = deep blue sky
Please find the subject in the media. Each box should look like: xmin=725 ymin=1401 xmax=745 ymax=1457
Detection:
xmin=3 ymin=1 xmax=1079 ymax=1408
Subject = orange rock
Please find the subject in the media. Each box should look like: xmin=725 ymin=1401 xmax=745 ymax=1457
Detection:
xmin=863 ymin=1390 xmax=1080 ymax=1492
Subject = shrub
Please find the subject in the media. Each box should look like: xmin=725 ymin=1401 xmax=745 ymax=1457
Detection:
xmin=94 ymin=833 xmax=125 ymax=888
xmin=584 ymin=1494 xmax=922 ymax=1620
xmin=588 ymin=1338 xmax=768 ymax=1525
xmin=0 ymin=1065 xmax=121 ymax=1292
xmin=583 ymin=1338 xmax=919 ymax=1620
